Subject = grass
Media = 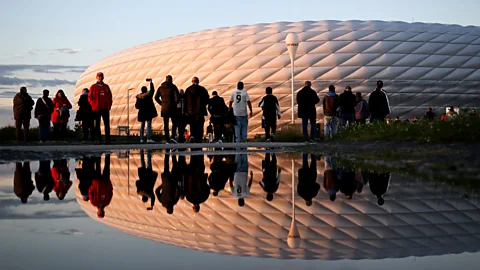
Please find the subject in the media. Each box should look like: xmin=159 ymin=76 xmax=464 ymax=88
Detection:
xmin=332 ymin=115 xmax=480 ymax=143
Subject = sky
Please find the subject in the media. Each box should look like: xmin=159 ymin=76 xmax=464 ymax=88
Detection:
xmin=0 ymin=0 xmax=479 ymax=126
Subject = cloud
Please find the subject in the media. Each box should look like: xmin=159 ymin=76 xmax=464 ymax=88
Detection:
xmin=0 ymin=65 xmax=87 ymax=76
xmin=51 ymin=48 xmax=83 ymax=54
xmin=0 ymin=75 xmax=76 ymax=87
xmin=0 ymin=91 xmax=42 ymax=99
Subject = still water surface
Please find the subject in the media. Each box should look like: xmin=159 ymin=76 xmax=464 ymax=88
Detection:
xmin=1 ymin=150 xmax=479 ymax=269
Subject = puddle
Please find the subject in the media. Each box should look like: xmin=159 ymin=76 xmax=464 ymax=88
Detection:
xmin=1 ymin=150 xmax=479 ymax=269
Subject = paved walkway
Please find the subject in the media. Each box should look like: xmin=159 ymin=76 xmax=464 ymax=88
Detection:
xmin=0 ymin=142 xmax=306 ymax=153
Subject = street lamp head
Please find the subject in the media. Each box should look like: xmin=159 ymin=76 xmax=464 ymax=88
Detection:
xmin=285 ymin=32 xmax=300 ymax=61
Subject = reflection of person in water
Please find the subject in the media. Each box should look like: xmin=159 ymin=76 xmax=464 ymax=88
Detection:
xmin=52 ymin=159 xmax=71 ymax=200
xmin=89 ymin=154 xmax=113 ymax=218
xmin=323 ymin=156 xmax=339 ymax=201
xmin=136 ymin=149 xmax=158 ymax=210
xmin=369 ymin=171 xmax=391 ymax=205
xmin=230 ymin=153 xmax=253 ymax=207
xmin=35 ymin=160 xmax=54 ymax=201
xmin=297 ymin=153 xmax=319 ymax=206
xmin=156 ymin=154 xmax=181 ymax=214
xmin=14 ymin=162 xmax=34 ymax=204
xmin=208 ymin=155 xmax=230 ymax=196
xmin=339 ymin=166 xmax=356 ymax=200
xmin=172 ymin=155 xmax=187 ymax=201
xmin=259 ymin=153 xmax=281 ymax=201
xmin=185 ymin=155 xmax=210 ymax=212
xmin=76 ymin=157 xmax=94 ymax=201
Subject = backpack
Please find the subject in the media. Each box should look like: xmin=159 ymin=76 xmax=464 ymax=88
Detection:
xmin=59 ymin=106 xmax=70 ymax=120
xmin=355 ymin=100 xmax=369 ymax=120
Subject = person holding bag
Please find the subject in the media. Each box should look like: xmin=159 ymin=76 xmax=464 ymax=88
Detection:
xmin=51 ymin=89 xmax=72 ymax=140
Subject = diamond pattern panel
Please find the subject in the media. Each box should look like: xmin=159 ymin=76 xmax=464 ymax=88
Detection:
xmin=75 ymin=20 xmax=480 ymax=135
xmin=76 ymin=152 xmax=480 ymax=260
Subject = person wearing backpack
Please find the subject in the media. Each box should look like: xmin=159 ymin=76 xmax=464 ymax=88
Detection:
xmin=355 ymin=92 xmax=369 ymax=124
xmin=51 ymin=90 xmax=72 ymax=140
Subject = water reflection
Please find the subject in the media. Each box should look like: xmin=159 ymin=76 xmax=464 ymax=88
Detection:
xmin=3 ymin=151 xmax=480 ymax=260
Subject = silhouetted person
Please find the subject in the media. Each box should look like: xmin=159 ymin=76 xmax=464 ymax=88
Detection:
xmin=156 ymin=154 xmax=181 ymax=214
xmin=172 ymin=88 xmax=186 ymax=142
xmin=369 ymin=171 xmax=391 ymax=206
xmin=35 ymin=160 xmax=54 ymax=201
xmin=259 ymin=87 xmax=281 ymax=141
xmin=155 ymin=75 xmax=179 ymax=143
xmin=297 ymin=81 xmax=320 ymax=142
xmin=323 ymin=156 xmax=339 ymax=201
xmin=208 ymin=91 xmax=228 ymax=142
xmin=89 ymin=72 xmax=113 ymax=143
xmin=338 ymin=167 xmax=356 ymax=200
xmin=89 ymin=154 xmax=113 ymax=218
xmin=34 ymin=89 xmax=54 ymax=142
xmin=136 ymin=80 xmax=158 ymax=143
xmin=230 ymin=153 xmax=253 ymax=207
xmin=368 ymin=80 xmax=390 ymax=123
xmin=338 ymin=86 xmax=357 ymax=128
xmin=208 ymin=155 xmax=230 ymax=196
xmin=355 ymin=92 xmax=369 ymax=124
xmin=13 ymin=86 xmax=34 ymax=143
xmin=184 ymin=77 xmax=210 ymax=143
xmin=297 ymin=153 xmax=319 ymax=206
xmin=137 ymin=149 xmax=158 ymax=210
xmin=52 ymin=159 xmax=71 ymax=200
xmin=172 ymin=155 xmax=187 ymax=201
xmin=76 ymin=88 xmax=93 ymax=141
xmin=185 ymin=155 xmax=210 ymax=212
xmin=14 ymin=162 xmax=34 ymax=203
xmin=51 ymin=90 xmax=72 ymax=141
xmin=259 ymin=153 xmax=281 ymax=201
xmin=76 ymin=156 xmax=94 ymax=201
xmin=323 ymin=85 xmax=339 ymax=138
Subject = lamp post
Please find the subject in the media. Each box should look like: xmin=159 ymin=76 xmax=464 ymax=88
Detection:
xmin=286 ymin=33 xmax=300 ymax=124
xmin=287 ymin=159 xmax=300 ymax=249
xmin=127 ymin=88 xmax=134 ymax=136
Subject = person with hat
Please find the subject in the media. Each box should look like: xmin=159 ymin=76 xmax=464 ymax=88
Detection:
xmin=89 ymin=72 xmax=113 ymax=143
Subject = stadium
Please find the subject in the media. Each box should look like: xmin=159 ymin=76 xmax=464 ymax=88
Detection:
xmin=75 ymin=20 xmax=480 ymax=135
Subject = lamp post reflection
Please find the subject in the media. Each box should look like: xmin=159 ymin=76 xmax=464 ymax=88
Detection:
xmin=287 ymin=159 xmax=300 ymax=249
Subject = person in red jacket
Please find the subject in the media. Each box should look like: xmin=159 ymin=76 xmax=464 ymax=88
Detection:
xmin=89 ymin=72 xmax=113 ymax=143
xmin=51 ymin=159 xmax=72 ymax=200
xmin=51 ymin=90 xmax=72 ymax=140
xmin=89 ymin=154 xmax=113 ymax=218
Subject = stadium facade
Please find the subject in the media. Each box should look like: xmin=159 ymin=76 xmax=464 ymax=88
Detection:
xmin=75 ymin=20 xmax=480 ymax=134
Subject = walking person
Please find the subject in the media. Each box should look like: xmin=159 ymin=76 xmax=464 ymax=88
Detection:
xmin=259 ymin=87 xmax=281 ymax=141
xmin=51 ymin=90 xmax=72 ymax=141
xmin=76 ymin=88 xmax=93 ymax=141
xmin=35 ymin=160 xmax=54 ymax=201
xmin=354 ymin=92 xmax=369 ymax=124
xmin=208 ymin=91 xmax=228 ymax=143
xmin=322 ymin=85 xmax=339 ymax=138
xmin=13 ymin=86 xmax=34 ymax=143
xmin=229 ymin=81 xmax=253 ymax=143
xmin=184 ymin=77 xmax=210 ymax=143
xmin=338 ymin=86 xmax=357 ymax=129
xmin=208 ymin=155 xmax=230 ymax=196
xmin=34 ymin=89 xmax=54 ymax=142
xmin=297 ymin=81 xmax=320 ymax=142
xmin=136 ymin=79 xmax=158 ymax=143
xmin=172 ymin=89 xmax=186 ymax=142
xmin=368 ymin=81 xmax=390 ymax=123
xmin=229 ymin=153 xmax=253 ymax=207
xmin=155 ymin=75 xmax=179 ymax=143
xmin=89 ymin=72 xmax=113 ymax=143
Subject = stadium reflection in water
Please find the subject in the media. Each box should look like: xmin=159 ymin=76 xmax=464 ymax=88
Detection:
xmin=75 ymin=150 xmax=480 ymax=260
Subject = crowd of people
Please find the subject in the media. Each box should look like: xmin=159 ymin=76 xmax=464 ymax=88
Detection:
xmin=13 ymin=73 xmax=478 ymax=144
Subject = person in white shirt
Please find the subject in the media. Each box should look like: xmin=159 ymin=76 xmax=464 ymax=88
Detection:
xmin=229 ymin=153 xmax=253 ymax=207
xmin=229 ymin=81 xmax=253 ymax=142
